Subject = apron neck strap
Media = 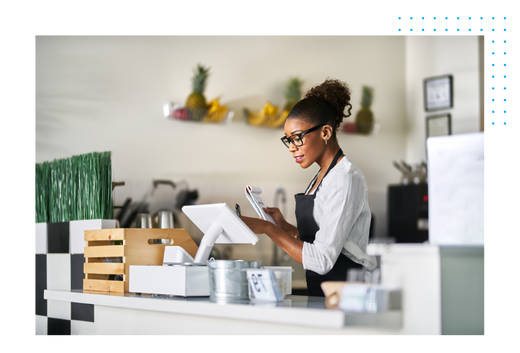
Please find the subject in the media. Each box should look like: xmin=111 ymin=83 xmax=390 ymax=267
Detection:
xmin=305 ymin=148 xmax=344 ymax=194
xmin=324 ymin=149 xmax=344 ymax=177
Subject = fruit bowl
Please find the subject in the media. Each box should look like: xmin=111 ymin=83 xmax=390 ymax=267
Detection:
xmin=339 ymin=121 xmax=380 ymax=135
xmin=164 ymin=101 xmax=234 ymax=124
xmin=243 ymin=101 xmax=289 ymax=128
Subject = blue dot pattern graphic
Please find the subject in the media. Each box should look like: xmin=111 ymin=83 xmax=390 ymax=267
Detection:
xmin=397 ymin=15 xmax=509 ymax=127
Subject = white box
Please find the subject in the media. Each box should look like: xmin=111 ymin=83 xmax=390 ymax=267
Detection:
xmin=129 ymin=265 xmax=210 ymax=297
xmin=263 ymin=266 xmax=293 ymax=296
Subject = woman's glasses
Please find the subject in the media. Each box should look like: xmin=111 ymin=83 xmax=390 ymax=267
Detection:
xmin=281 ymin=124 xmax=326 ymax=148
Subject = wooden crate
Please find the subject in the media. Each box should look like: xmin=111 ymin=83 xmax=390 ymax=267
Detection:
xmin=83 ymin=228 xmax=198 ymax=293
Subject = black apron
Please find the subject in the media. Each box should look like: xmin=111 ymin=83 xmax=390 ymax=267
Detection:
xmin=295 ymin=149 xmax=362 ymax=297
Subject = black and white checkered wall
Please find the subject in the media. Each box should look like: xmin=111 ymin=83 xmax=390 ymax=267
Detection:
xmin=35 ymin=219 xmax=116 ymax=335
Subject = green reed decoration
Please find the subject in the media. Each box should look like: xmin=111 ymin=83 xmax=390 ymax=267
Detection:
xmin=35 ymin=151 xmax=112 ymax=223
xmin=35 ymin=161 xmax=51 ymax=223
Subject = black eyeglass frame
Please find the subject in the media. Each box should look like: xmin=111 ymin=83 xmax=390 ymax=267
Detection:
xmin=281 ymin=124 xmax=327 ymax=148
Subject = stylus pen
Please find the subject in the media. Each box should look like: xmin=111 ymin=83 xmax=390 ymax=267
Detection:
xmin=235 ymin=203 xmax=241 ymax=216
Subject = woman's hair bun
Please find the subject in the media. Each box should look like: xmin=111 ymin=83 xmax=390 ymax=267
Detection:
xmin=287 ymin=77 xmax=353 ymax=135
xmin=304 ymin=78 xmax=352 ymax=121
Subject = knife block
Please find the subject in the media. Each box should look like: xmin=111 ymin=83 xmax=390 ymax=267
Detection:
xmin=83 ymin=228 xmax=198 ymax=293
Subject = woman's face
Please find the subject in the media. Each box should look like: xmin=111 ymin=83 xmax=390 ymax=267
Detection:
xmin=283 ymin=118 xmax=326 ymax=169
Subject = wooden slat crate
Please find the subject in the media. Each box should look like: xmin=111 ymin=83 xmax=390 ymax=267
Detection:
xmin=83 ymin=228 xmax=198 ymax=293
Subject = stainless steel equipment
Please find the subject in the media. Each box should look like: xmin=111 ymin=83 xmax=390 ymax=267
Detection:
xmin=208 ymin=260 xmax=261 ymax=302
xmin=392 ymin=160 xmax=427 ymax=185
xmin=117 ymin=179 xmax=198 ymax=229
xmin=135 ymin=213 xmax=152 ymax=228
xmin=157 ymin=211 xmax=174 ymax=228
xmin=273 ymin=186 xmax=290 ymax=265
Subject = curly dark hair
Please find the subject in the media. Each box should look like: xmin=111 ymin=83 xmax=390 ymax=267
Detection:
xmin=287 ymin=78 xmax=352 ymax=137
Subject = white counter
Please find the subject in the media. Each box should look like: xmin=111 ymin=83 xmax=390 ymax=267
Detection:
xmin=367 ymin=243 xmax=484 ymax=334
xmin=41 ymin=243 xmax=483 ymax=335
xmin=44 ymin=290 xmax=402 ymax=335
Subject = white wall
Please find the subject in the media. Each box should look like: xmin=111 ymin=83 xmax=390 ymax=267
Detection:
xmin=405 ymin=36 xmax=480 ymax=163
xmin=35 ymin=36 xmax=479 ymax=264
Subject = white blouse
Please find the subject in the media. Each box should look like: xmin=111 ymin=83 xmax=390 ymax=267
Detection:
xmin=302 ymin=156 xmax=377 ymax=274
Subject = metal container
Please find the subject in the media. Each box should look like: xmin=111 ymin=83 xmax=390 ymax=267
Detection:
xmin=208 ymin=260 xmax=261 ymax=302
xmin=157 ymin=211 xmax=174 ymax=228
xmin=135 ymin=213 xmax=152 ymax=228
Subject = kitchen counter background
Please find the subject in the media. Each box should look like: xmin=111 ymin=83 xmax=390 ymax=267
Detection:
xmin=35 ymin=36 xmax=480 ymax=250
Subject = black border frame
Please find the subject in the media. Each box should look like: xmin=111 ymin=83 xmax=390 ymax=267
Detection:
xmin=426 ymin=113 xmax=452 ymax=139
xmin=424 ymin=74 xmax=454 ymax=112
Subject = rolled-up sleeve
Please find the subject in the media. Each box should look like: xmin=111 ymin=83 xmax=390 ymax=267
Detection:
xmin=302 ymin=162 xmax=368 ymax=275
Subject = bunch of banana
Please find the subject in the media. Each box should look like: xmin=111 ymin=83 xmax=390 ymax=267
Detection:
xmin=203 ymin=98 xmax=228 ymax=123
xmin=244 ymin=101 xmax=289 ymax=128
xmin=267 ymin=109 xmax=290 ymax=128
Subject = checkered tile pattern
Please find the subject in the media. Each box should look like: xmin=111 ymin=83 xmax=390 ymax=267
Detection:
xmin=35 ymin=219 xmax=116 ymax=335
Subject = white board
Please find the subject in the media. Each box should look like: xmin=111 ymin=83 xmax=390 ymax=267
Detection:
xmin=427 ymin=132 xmax=484 ymax=245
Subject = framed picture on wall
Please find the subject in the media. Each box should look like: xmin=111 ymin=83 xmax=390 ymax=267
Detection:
xmin=426 ymin=113 xmax=452 ymax=138
xmin=424 ymin=74 xmax=453 ymax=112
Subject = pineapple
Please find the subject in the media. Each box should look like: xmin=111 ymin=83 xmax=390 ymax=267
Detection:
xmin=283 ymin=77 xmax=304 ymax=111
xmin=355 ymin=85 xmax=374 ymax=134
xmin=185 ymin=64 xmax=210 ymax=110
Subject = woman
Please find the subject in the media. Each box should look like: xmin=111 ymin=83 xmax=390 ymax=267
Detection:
xmin=240 ymin=78 xmax=377 ymax=296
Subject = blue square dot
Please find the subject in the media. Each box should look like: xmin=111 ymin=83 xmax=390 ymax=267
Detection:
xmin=410 ymin=17 xmax=413 ymax=19
xmin=492 ymin=40 xmax=495 ymax=43
xmin=504 ymin=29 xmax=507 ymax=31
xmin=504 ymin=99 xmax=506 ymax=101
xmin=492 ymin=99 xmax=495 ymax=101
xmin=480 ymin=17 xmax=483 ymax=19
xmin=410 ymin=29 xmax=413 ymax=31
xmin=492 ymin=111 xmax=495 ymax=113
xmin=469 ymin=29 xmax=471 ymax=31
xmin=504 ymin=87 xmax=506 ymax=90
xmin=504 ymin=111 xmax=506 ymax=113
xmin=399 ymin=17 xmax=401 ymax=19
xmin=504 ymin=52 xmax=506 ymax=55
xmin=492 ymin=52 xmax=495 ymax=54
xmin=434 ymin=29 xmax=436 ymax=31
xmin=422 ymin=17 xmax=424 ymax=19
xmin=504 ymin=122 xmax=506 ymax=125
xmin=492 ymin=122 xmax=495 ymax=125
xmin=504 ymin=17 xmax=506 ymax=20
xmin=492 ymin=87 xmax=495 ymax=90
xmin=434 ymin=17 xmax=436 ymax=19
xmin=504 ymin=64 xmax=506 ymax=66
xmin=457 ymin=29 xmax=460 ymax=31
xmin=492 ymin=64 xmax=495 ymax=66
xmin=504 ymin=76 xmax=506 ymax=78
xmin=445 ymin=17 xmax=448 ymax=19
xmin=399 ymin=29 xmax=401 ymax=31
xmin=493 ymin=29 xmax=495 ymax=31
xmin=492 ymin=75 xmax=495 ymax=78
xmin=469 ymin=17 xmax=471 ymax=19
xmin=492 ymin=17 xmax=495 ymax=19
xmin=504 ymin=40 xmax=506 ymax=43
xmin=422 ymin=29 xmax=424 ymax=31
xmin=445 ymin=29 xmax=448 ymax=31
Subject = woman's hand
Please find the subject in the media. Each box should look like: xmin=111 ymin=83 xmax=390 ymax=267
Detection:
xmin=240 ymin=216 xmax=269 ymax=235
xmin=263 ymin=207 xmax=287 ymax=228
xmin=241 ymin=213 xmax=303 ymax=265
